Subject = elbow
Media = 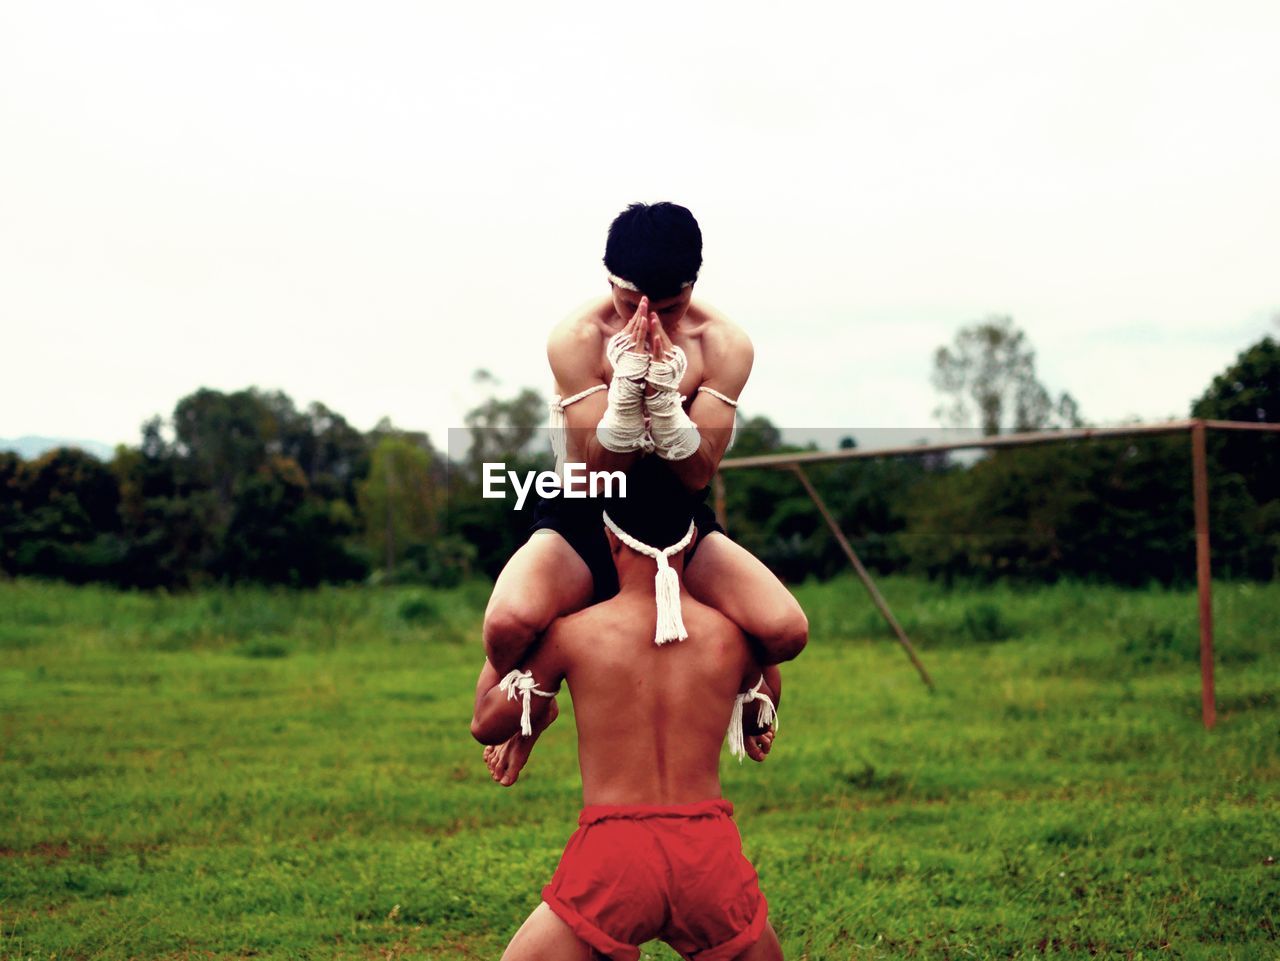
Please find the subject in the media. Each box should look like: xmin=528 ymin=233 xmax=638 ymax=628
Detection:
xmin=672 ymin=455 xmax=716 ymax=492
xmin=685 ymin=464 xmax=716 ymax=491
xmin=759 ymin=608 xmax=809 ymax=664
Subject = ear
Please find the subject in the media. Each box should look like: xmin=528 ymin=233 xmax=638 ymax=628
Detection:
xmin=605 ymin=528 xmax=622 ymax=558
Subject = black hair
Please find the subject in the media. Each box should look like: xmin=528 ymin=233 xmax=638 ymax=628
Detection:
xmin=603 ymin=202 xmax=703 ymax=301
xmin=605 ymin=457 xmax=698 ymax=550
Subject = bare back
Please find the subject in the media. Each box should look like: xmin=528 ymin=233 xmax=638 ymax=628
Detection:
xmin=537 ymin=586 xmax=758 ymax=807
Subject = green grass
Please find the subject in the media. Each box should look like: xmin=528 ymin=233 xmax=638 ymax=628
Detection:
xmin=0 ymin=576 xmax=1276 ymax=960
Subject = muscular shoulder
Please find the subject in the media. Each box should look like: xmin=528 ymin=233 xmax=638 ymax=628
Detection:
xmin=680 ymin=595 xmax=754 ymax=661
xmin=529 ymin=607 xmax=597 ymax=685
xmin=541 ymin=601 xmax=614 ymax=656
xmin=547 ymin=299 xmax=614 ymax=391
xmin=686 ymin=303 xmax=754 ymax=392
xmin=695 ymin=305 xmax=752 ymax=356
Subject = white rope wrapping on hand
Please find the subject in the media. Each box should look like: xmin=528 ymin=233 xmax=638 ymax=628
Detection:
xmin=727 ymin=676 xmax=778 ymax=762
xmin=601 ymin=512 xmax=696 ymax=644
xmin=645 ymin=388 xmax=701 ymax=461
xmin=549 ymin=384 xmax=608 ymax=466
xmin=498 ymin=669 xmax=556 ymax=737
xmin=646 ymin=345 xmax=688 ymax=393
xmin=643 ymin=344 xmax=699 ymax=459
xmin=597 ymin=333 xmax=653 ymax=453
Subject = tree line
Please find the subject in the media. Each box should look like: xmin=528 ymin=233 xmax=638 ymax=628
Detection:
xmin=2 ymin=330 xmax=1276 ymax=590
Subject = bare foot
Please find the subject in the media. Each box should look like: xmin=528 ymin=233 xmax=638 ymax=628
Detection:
xmin=484 ymin=700 xmax=559 ymax=787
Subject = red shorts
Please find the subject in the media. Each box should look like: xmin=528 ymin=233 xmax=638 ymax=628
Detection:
xmin=541 ymin=798 xmax=768 ymax=961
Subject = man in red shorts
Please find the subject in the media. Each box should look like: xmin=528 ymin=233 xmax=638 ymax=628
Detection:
xmin=471 ymin=458 xmax=787 ymax=961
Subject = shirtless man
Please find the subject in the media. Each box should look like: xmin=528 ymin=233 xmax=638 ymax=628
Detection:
xmin=482 ymin=201 xmax=808 ymax=678
xmin=472 ymin=458 xmax=786 ymax=961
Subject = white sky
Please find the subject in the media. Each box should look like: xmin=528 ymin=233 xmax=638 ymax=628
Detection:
xmin=2 ymin=0 xmax=1277 ymax=451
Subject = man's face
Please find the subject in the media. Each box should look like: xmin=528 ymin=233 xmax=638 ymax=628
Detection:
xmin=611 ymin=284 xmax=694 ymax=329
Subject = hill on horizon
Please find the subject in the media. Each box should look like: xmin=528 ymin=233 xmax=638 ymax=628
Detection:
xmin=0 ymin=435 xmax=116 ymax=461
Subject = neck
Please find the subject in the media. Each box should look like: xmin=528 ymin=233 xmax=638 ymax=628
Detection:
xmin=614 ymin=549 xmax=687 ymax=593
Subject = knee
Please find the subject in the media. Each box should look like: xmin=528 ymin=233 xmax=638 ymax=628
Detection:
xmin=483 ymin=601 xmax=546 ymax=673
xmin=754 ymin=601 xmax=808 ymax=664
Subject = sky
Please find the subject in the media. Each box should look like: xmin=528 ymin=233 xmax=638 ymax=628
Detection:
xmin=2 ymin=0 xmax=1277 ymax=453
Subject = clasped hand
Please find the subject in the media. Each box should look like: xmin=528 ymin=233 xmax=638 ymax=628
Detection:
xmin=609 ymin=296 xmax=683 ymax=387
xmin=599 ymin=297 xmax=700 ymax=459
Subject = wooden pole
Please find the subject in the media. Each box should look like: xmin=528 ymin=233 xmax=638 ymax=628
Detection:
xmin=1190 ymin=421 xmax=1216 ymax=730
xmin=719 ymin=421 xmax=1202 ymax=471
xmin=712 ymin=473 xmax=728 ymax=534
xmin=791 ymin=465 xmax=935 ymax=690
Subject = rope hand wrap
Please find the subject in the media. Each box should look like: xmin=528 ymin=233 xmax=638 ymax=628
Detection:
xmin=727 ymin=676 xmax=779 ymax=762
xmin=497 ymin=669 xmax=556 ymax=737
xmin=646 ymin=345 xmax=701 ymax=461
xmin=597 ymin=332 xmax=653 ymax=453
xmin=601 ymin=511 xmax=697 ymax=644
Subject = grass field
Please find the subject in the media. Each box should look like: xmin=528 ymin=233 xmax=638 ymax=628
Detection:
xmin=1 ymin=576 xmax=1277 ymax=960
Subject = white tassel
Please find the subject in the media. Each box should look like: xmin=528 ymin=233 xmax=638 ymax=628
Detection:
xmin=602 ymin=513 xmax=696 ymax=645
xmin=727 ymin=676 xmax=778 ymax=762
xmin=754 ymin=693 xmax=777 ymax=733
xmin=549 ymin=397 xmax=567 ymax=468
xmin=498 ymin=669 xmax=555 ymax=737
xmin=653 ymin=556 xmax=687 ymax=644
xmin=727 ymin=693 xmax=747 ymax=761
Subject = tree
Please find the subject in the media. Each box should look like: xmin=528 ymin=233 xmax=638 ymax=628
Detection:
xmin=171 ymin=387 xmax=276 ymax=519
xmin=462 ymin=386 xmax=548 ymax=475
xmin=357 ymin=436 xmax=439 ymax=572
xmin=217 ymin=455 xmax=366 ymax=587
xmin=438 ymin=378 xmax=553 ymax=579
xmin=1192 ymin=336 xmax=1280 ymax=425
xmin=932 ymin=316 xmax=1082 ymax=435
xmin=2 ymin=448 xmax=127 ymax=583
xmin=1191 ymin=335 xmax=1280 ymax=554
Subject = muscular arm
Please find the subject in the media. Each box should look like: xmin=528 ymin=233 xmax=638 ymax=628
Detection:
xmin=470 ymin=630 xmax=567 ymax=745
xmin=663 ymin=325 xmax=753 ymax=491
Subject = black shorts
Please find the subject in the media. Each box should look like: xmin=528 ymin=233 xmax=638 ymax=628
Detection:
xmin=526 ymin=485 xmax=726 ymax=604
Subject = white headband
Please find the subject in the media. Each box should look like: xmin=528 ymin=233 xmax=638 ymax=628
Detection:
xmin=601 ymin=512 xmax=696 ymax=645
xmin=607 ymin=272 xmax=695 ymax=292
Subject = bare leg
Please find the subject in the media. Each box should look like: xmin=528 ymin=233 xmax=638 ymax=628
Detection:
xmin=484 ymin=698 xmax=560 ymax=787
xmin=501 ymin=902 xmax=597 ymax=961
xmin=481 ymin=532 xmax=591 ymax=780
xmin=685 ymin=533 xmax=808 ymax=664
xmin=484 ymin=529 xmax=595 ymax=674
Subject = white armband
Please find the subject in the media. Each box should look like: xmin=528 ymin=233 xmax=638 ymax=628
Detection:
xmin=596 ymin=332 xmax=652 ymax=453
xmin=498 ymin=669 xmax=556 ymax=737
xmin=727 ymin=676 xmax=778 ymax=762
